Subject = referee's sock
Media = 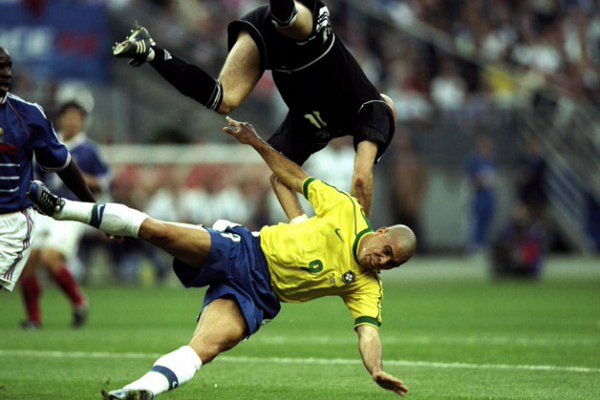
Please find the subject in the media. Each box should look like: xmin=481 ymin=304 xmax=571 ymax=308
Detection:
xmin=55 ymin=200 xmax=147 ymax=238
xmin=149 ymin=48 xmax=223 ymax=111
xmin=124 ymin=345 xmax=202 ymax=396
xmin=270 ymin=0 xmax=298 ymax=28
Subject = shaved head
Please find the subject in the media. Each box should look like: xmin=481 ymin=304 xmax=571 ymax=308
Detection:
xmin=387 ymin=224 xmax=417 ymax=266
xmin=357 ymin=224 xmax=417 ymax=271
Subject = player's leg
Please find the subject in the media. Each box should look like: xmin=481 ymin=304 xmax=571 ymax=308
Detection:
xmin=113 ymin=26 xmax=260 ymax=114
xmin=0 ymin=209 xmax=36 ymax=293
xmin=271 ymin=0 xmax=313 ymax=40
xmin=28 ymin=181 xmax=212 ymax=269
xmin=137 ymin=218 xmax=211 ymax=269
xmin=19 ymin=249 xmax=43 ymax=329
xmin=103 ymin=297 xmax=246 ymax=399
xmin=39 ymin=247 xmax=88 ymax=327
xmin=216 ymin=31 xmax=262 ymax=114
xmin=188 ymin=296 xmax=247 ymax=363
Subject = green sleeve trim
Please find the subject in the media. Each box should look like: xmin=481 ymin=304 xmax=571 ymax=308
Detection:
xmin=354 ymin=316 xmax=381 ymax=327
xmin=353 ymin=228 xmax=373 ymax=264
xmin=302 ymin=177 xmax=316 ymax=199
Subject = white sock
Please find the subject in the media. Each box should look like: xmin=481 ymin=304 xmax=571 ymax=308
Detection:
xmin=55 ymin=199 xmax=93 ymax=223
xmin=124 ymin=345 xmax=202 ymax=395
xmin=56 ymin=201 xmax=148 ymax=238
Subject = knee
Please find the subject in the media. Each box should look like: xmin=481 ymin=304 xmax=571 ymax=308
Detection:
xmin=216 ymin=100 xmax=236 ymax=115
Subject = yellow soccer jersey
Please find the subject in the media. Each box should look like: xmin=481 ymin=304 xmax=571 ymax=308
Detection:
xmin=259 ymin=178 xmax=383 ymax=329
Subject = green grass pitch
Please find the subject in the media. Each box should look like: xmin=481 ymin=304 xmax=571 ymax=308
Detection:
xmin=1 ymin=255 xmax=599 ymax=400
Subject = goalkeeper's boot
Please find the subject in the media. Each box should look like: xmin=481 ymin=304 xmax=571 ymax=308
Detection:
xmin=112 ymin=25 xmax=156 ymax=67
xmin=27 ymin=180 xmax=65 ymax=216
xmin=101 ymin=388 xmax=154 ymax=400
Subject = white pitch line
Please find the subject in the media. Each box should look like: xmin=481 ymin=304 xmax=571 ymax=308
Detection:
xmin=253 ymin=335 xmax=599 ymax=347
xmin=1 ymin=349 xmax=599 ymax=374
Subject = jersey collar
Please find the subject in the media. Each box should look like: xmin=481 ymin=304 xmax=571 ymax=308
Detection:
xmin=352 ymin=228 xmax=374 ymax=265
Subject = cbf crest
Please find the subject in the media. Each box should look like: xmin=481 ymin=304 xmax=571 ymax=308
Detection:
xmin=341 ymin=271 xmax=356 ymax=284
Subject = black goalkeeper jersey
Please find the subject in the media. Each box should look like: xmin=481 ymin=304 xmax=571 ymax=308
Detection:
xmin=228 ymin=0 xmax=394 ymax=164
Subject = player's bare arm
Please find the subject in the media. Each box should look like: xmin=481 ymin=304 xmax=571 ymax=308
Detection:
xmin=352 ymin=140 xmax=378 ymax=216
xmin=223 ymin=117 xmax=308 ymax=194
xmin=270 ymin=174 xmax=306 ymax=221
xmin=356 ymin=324 xmax=409 ymax=396
xmin=57 ymin=159 xmax=96 ymax=202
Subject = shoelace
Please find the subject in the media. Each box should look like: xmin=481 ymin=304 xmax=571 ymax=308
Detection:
xmin=38 ymin=187 xmax=58 ymax=210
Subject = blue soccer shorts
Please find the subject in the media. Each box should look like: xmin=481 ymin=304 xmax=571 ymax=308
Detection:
xmin=173 ymin=225 xmax=280 ymax=336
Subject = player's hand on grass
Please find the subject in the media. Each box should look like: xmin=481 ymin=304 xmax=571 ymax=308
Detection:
xmin=372 ymin=371 xmax=408 ymax=396
xmin=223 ymin=116 xmax=260 ymax=145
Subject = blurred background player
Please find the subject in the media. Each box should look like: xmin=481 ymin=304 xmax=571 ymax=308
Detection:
xmin=0 ymin=46 xmax=96 ymax=293
xmin=112 ymin=0 xmax=396 ymax=218
xmin=19 ymin=100 xmax=111 ymax=329
xmin=29 ymin=116 xmax=415 ymax=400
xmin=490 ymin=202 xmax=544 ymax=279
xmin=466 ymin=134 xmax=498 ymax=253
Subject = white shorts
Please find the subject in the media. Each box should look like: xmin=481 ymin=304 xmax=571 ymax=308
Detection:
xmin=32 ymin=214 xmax=86 ymax=260
xmin=0 ymin=208 xmax=36 ymax=292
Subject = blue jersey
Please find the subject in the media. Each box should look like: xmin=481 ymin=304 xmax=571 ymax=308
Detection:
xmin=37 ymin=132 xmax=110 ymax=200
xmin=0 ymin=93 xmax=70 ymax=213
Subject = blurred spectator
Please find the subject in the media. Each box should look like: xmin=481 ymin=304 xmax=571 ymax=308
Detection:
xmin=106 ymin=165 xmax=149 ymax=282
xmin=515 ymin=135 xmax=548 ymax=222
xmin=305 ymin=136 xmax=355 ymax=192
xmin=143 ymin=165 xmax=187 ymax=283
xmin=491 ymin=202 xmax=544 ymax=279
xmin=430 ymin=57 xmax=468 ymax=114
xmin=180 ymin=166 xmax=253 ymax=227
xmin=388 ymin=127 xmax=428 ymax=252
xmin=466 ymin=134 xmax=498 ymax=252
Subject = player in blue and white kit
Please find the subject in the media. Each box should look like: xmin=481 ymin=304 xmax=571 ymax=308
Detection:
xmin=0 ymin=47 xmax=96 ymax=293
xmin=19 ymin=101 xmax=111 ymax=328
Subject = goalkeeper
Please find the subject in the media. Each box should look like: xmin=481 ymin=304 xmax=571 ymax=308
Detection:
xmin=29 ymin=117 xmax=415 ymax=400
xmin=112 ymin=0 xmax=396 ymax=218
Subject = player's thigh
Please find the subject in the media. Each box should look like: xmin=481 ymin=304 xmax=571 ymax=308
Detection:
xmin=218 ymin=31 xmax=261 ymax=111
xmin=21 ymin=248 xmax=40 ymax=278
xmin=0 ymin=209 xmax=36 ymax=291
xmin=188 ymin=297 xmax=246 ymax=363
xmin=139 ymin=218 xmax=211 ymax=268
